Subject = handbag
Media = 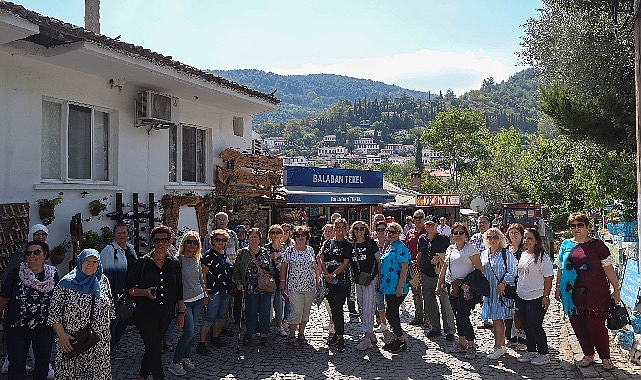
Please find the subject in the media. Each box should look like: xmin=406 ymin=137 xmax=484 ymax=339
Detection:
xmin=354 ymin=242 xmax=377 ymax=287
xmin=607 ymin=300 xmax=630 ymax=330
xmin=449 ymin=279 xmax=464 ymax=297
xmin=65 ymin=295 xmax=99 ymax=358
xmin=117 ymin=260 xmax=146 ymax=324
xmin=250 ymin=249 xmax=277 ymax=292
xmin=489 ymin=248 xmax=517 ymax=300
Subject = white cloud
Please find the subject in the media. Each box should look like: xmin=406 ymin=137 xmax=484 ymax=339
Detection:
xmin=266 ymin=49 xmax=520 ymax=95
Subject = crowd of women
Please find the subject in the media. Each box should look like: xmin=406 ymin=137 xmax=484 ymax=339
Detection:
xmin=0 ymin=211 xmax=622 ymax=379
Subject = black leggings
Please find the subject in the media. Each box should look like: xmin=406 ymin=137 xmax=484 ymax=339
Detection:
xmin=385 ymin=293 xmax=407 ymax=337
xmin=326 ymin=285 xmax=350 ymax=335
xmin=447 ymin=283 xmax=476 ymax=342
xmin=135 ymin=312 xmax=172 ymax=380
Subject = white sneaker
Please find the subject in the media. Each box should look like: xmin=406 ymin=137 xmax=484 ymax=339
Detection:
xmin=1 ymin=358 xmax=8 ymax=374
xmin=277 ymin=327 xmax=288 ymax=337
xmin=373 ymin=323 xmax=388 ymax=333
xmin=517 ymin=352 xmax=537 ymax=363
xmin=168 ymin=362 xmax=187 ymax=376
xmin=182 ymin=358 xmax=196 ymax=371
xmin=488 ymin=346 xmax=508 ymax=360
xmin=515 ymin=343 xmax=527 ymax=351
xmin=355 ymin=337 xmax=373 ymax=351
xmin=47 ymin=364 xmax=54 ymax=380
xmin=531 ymin=354 xmax=550 ymax=365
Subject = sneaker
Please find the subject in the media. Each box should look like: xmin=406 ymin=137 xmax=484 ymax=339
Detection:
xmin=328 ymin=334 xmax=339 ymax=346
xmin=465 ymin=345 xmax=477 ymax=359
xmin=182 ymin=358 xmax=196 ymax=371
xmin=196 ymin=342 xmax=208 ymax=356
xmin=260 ymin=336 xmax=269 ymax=347
xmin=383 ymin=339 xmax=400 ymax=352
xmin=488 ymin=346 xmax=508 ymax=360
xmin=373 ymin=323 xmax=388 ymax=333
xmin=356 ymin=337 xmax=373 ymax=351
xmin=336 ymin=338 xmax=346 ymax=352
xmin=448 ymin=343 xmax=467 ymax=354
xmin=517 ymin=352 xmax=538 ymax=363
xmin=531 ymin=354 xmax=550 ymax=365
xmin=445 ymin=334 xmax=455 ymax=342
xmin=277 ymin=327 xmax=288 ymax=337
xmin=168 ymin=362 xmax=187 ymax=376
xmin=209 ymin=336 xmax=227 ymax=347
xmin=390 ymin=340 xmax=407 ymax=354
xmin=47 ymin=365 xmax=54 ymax=380
xmin=323 ymin=323 xmax=334 ymax=330
xmin=515 ymin=343 xmax=527 ymax=351
xmin=409 ymin=318 xmax=424 ymax=325
xmin=1 ymin=358 xmax=7 ymax=374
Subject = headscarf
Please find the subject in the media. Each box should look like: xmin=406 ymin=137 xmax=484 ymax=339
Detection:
xmin=29 ymin=224 xmax=48 ymax=237
xmin=236 ymin=225 xmax=249 ymax=249
xmin=58 ymin=249 xmax=102 ymax=297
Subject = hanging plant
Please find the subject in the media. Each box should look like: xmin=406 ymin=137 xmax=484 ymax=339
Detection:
xmin=36 ymin=192 xmax=64 ymax=225
xmin=88 ymin=197 xmax=108 ymax=217
xmin=51 ymin=237 xmax=71 ymax=265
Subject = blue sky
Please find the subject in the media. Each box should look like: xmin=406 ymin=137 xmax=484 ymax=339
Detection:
xmin=15 ymin=0 xmax=543 ymax=95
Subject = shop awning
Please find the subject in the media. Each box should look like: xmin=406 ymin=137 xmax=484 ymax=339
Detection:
xmin=283 ymin=186 xmax=395 ymax=205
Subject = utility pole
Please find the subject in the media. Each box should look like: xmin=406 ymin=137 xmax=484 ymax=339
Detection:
xmin=635 ymin=0 xmax=641 ymax=273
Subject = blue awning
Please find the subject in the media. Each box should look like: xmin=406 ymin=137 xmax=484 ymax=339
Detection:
xmin=283 ymin=186 xmax=395 ymax=205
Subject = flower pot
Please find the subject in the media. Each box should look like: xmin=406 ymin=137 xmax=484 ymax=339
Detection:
xmin=89 ymin=206 xmax=101 ymax=216
xmin=38 ymin=206 xmax=54 ymax=221
xmin=161 ymin=195 xmax=173 ymax=209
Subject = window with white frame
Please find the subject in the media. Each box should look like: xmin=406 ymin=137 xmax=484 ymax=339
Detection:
xmin=169 ymin=125 xmax=206 ymax=183
xmin=233 ymin=116 xmax=244 ymax=137
xmin=41 ymin=99 xmax=111 ymax=181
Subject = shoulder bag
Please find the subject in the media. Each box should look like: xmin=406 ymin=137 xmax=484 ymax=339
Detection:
xmin=65 ymin=295 xmax=99 ymax=358
xmin=354 ymin=242 xmax=377 ymax=286
xmin=250 ymin=249 xmax=277 ymax=293
xmin=117 ymin=259 xmax=146 ymax=324
xmin=488 ymin=248 xmax=517 ymax=300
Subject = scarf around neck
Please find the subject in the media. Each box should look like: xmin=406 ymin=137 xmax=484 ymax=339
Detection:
xmin=18 ymin=262 xmax=56 ymax=293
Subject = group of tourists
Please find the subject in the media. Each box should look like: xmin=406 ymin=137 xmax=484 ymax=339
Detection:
xmin=0 ymin=209 xmax=622 ymax=379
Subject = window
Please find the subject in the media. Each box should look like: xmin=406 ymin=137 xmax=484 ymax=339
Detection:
xmin=41 ymin=99 xmax=111 ymax=181
xmin=169 ymin=125 xmax=206 ymax=183
xmin=233 ymin=116 xmax=244 ymax=137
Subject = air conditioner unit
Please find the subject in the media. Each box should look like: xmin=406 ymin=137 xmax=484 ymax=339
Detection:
xmin=135 ymin=90 xmax=179 ymax=125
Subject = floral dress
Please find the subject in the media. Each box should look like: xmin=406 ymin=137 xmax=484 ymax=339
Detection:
xmin=48 ymin=275 xmax=114 ymax=380
xmin=284 ymin=246 xmax=316 ymax=293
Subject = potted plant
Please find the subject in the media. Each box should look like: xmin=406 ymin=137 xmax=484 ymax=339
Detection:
xmin=36 ymin=192 xmax=64 ymax=225
xmin=50 ymin=238 xmax=71 ymax=265
xmin=88 ymin=197 xmax=108 ymax=217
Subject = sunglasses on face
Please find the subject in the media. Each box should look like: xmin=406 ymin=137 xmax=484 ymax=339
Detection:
xmin=152 ymin=237 xmax=170 ymax=244
xmin=33 ymin=233 xmax=47 ymax=238
xmin=451 ymin=231 xmax=465 ymax=236
xmin=386 ymin=229 xmax=400 ymax=235
xmin=487 ymin=235 xmax=500 ymax=240
xmin=25 ymin=249 xmax=42 ymax=257
xmin=213 ymin=238 xmax=228 ymax=243
xmin=183 ymin=239 xmax=199 ymax=245
xmin=283 ymin=229 xmax=291 ymax=233
xmin=293 ymin=233 xmax=307 ymax=238
xmin=568 ymin=223 xmax=586 ymax=229
xmin=353 ymin=226 xmax=366 ymax=231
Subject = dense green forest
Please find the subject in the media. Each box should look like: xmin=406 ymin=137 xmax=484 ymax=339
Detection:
xmin=209 ymin=68 xmax=540 ymax=133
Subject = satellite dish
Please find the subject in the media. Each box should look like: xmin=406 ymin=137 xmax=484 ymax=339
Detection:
xmin=470 ymin=198 xmax=486 ymax=213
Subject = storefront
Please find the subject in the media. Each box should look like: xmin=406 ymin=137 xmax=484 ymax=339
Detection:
xmin=278 ymin=166 xmax=394 ymax=250
xmin=415 ymin=194 xmax=461 ymax=223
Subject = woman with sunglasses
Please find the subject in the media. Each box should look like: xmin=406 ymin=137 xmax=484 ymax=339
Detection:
xmin=555 ymin=213 xmax=620 ymax=370
xmin=350 ymin=221 xmax=380 ymax=351
xmin=480 ymin=227 xmax=517 ymax=360
xmin=379 ymin=222 xmax=410 ymax=353
xmin=319 ymin=218 xmax=352 ymax=353
xmin=505 ymin=223 xmax=527 ymax=351
xmin=319 ymin=224 xmax=336 ymax=333
xmin=233 ymin=228 xmax=276 ymax=347
xmin=436 ymin=223 xmax=482 ymax=360
xmin=197 ymin=229 xmax=233 ymax=356
xmin=516 ymin=228 xmax=554 ymax=365
xmin=167 ymin=231 xmax=206 ymax=375
xmin=266 ymin=224 xmax=288 ymax=337
xmin=125 ymin=225 xmax=185 ymax=380
xmin=0 ymin=240 xmax=58 ymax=380
xmin=372 ymin=220 xmax=389 ymax=333
xmin=280 ymin=226 xmax=317 ymax=346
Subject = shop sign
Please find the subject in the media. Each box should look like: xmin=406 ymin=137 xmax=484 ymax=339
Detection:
xmin=416 ymin=194 xmax=461 ymax=207
xmin=284 ymin=166 xmax=382 ymax=188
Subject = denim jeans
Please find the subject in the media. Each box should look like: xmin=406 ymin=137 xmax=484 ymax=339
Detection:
xmin=202 ymin=294 xmax=230 ymax=325
xmin=6 ymin=324 xmax=53 ymax=380
xmin=110 ymin=302 xmax=129 ymax=351
xmin=173 ymin=297 xmax=204 ymax=364
xmin=273 ymin=291 xmax=284 ymax=320
xmin=245 ymin=292 xmax=273 ymax=336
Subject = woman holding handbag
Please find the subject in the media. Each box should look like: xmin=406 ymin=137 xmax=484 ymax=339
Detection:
xmin=48 ymin=249 xmax=113 ymax=379
xmin=349 ymin=221 xmax=380 ymax=351
xmin=436 ymin=223 xmax=482 ymax=360
xmin=233 ymin=228 xmax=276 ymax=347
xmin=280 ymin=226 xmax=317 ymax=346
xmin=555 ymin=212 xmax=620 ymax=371
xmin=516 ymin=228 xmax=554 ymax=365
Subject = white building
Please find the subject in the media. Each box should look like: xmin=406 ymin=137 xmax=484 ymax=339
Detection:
xmin=322 ymin=134 xmax=337 ymax=145
xmin=264 ymin=136 xmax=289 ymax=151
xmin=422 ymin=148 xmax=443 ymax=163
xmin=283 ymin=156 xmax=309 ymax=166
xmin=317 ymin=146 xmax=348 ymax=157
xmin=353 ymin=137 xmax=379 ymax=155
xmin=0 ymin=2 xmax=278 ymax=271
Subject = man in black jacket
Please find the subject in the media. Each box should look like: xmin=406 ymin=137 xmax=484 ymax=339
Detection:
xmin=417 ymin=219 xmax=456 ymax=341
